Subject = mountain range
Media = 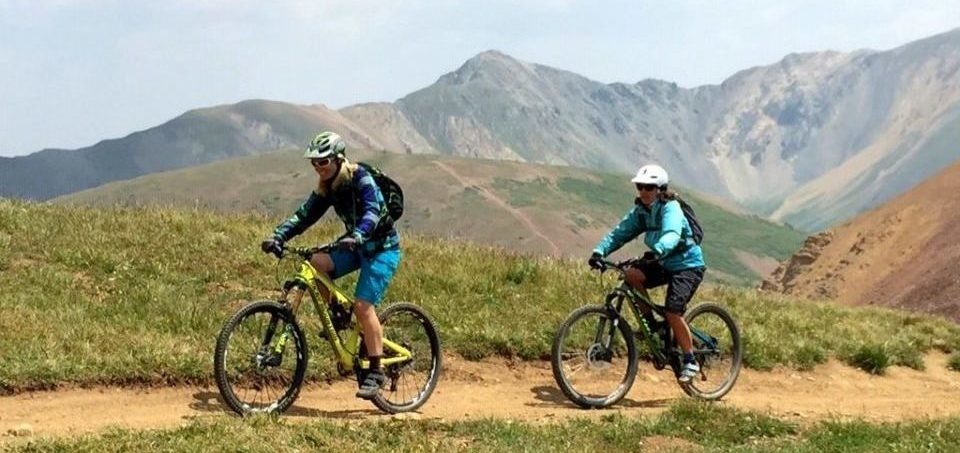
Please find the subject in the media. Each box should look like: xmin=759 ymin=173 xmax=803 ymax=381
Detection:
xmin=3 ymin=27 xmax=960 ymax=231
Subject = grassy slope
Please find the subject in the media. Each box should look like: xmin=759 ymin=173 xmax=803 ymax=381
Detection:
xmin=1 ymin=200 xmax=958 ymax=393
xmin=10 ymin=401 xmax=960 ymax=452
xmin=56 ymin=149 xmax=805 ymax=284
xmin=515 ymin=170 xmax=805 ymax=282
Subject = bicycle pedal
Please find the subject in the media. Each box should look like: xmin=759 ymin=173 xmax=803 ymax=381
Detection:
xmin=262 ymin=353 xmax=282 ymax=367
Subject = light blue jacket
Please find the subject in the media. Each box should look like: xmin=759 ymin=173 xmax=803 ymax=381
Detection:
xmin=593 ymin=198 xmax=706 ymax=272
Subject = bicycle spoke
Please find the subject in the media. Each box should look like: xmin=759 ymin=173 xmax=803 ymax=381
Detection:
xmin=374 ymin=304 xmax=440 ymax=412
xmin=682 ymin=305 xmax=740 ymax=400
xmin=554 ymin=307 xmax=634 ymax=404
xmin=219 ymin=307 xmax=304 ymax=414
xmin=565 ymin=361 xmax=587 ymax=378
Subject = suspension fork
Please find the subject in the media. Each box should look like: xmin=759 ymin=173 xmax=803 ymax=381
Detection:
xmin=595 ymin=293 xmax=625 ymax=349
xmin=265 ymin=281 xmax=308 ymax=355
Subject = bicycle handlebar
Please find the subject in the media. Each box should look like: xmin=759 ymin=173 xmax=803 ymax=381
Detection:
xmin=279 ymin=242 xmax=338 ymax=259
xmin=593 ymin=257 xmax=657 ymax=275
xmin=594 ymin=258 xmax=628 ymax=274
xmin=277 ymin=231 xmax=358 ymax=259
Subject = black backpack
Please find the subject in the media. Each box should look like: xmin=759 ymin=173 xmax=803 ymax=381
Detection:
xmin=674 ymin=196 xmax=704 ymax=246
xmin=356 ymin=162 xmax=404 ymax=223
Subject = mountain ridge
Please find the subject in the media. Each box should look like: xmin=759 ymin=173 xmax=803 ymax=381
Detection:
xmin=4 ymin=27 xmax=960 ymax=230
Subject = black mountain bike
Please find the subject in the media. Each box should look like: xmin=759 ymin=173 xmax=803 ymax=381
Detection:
xmin=551 ymin=258 xmax=742 ymax=408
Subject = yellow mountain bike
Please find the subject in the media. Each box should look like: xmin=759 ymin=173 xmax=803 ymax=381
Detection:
xmin=214 ymin=242 xmax=441 ymax=415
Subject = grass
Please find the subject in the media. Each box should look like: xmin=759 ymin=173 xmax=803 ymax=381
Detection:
xmin=846 ymin=344 xmax=892 ymax=375
xmin=9 ymin=400 xmax=960 ymax=452
xmin=1 ymin=199 xmax=959 ymax=392
xmin=492 ymin=177 xmax=552 ymax=208
xmin=949 ymin=353 xmax=960 ymax=372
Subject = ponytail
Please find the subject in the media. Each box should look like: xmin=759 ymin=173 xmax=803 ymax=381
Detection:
xmin=658 ymin=186 xmax=677 ymax=202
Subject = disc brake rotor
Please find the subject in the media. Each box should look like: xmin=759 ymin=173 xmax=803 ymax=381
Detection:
xmin=585 ymin=343 xmax=613 ymax=371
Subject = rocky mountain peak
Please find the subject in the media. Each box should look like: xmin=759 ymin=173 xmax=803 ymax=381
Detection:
xmin=438 ymin=49 xmax=533 ymax=86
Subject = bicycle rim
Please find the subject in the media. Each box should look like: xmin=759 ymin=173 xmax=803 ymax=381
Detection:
xmin=215 ymin=302 xmax=307 ymax=414
xmin=682 ymin=303 xmax=742 ymax=400
xmin=552 ymin=305 xmax=637 ymax=408
xmin=372 ymin=303 xmax=441 ymax=413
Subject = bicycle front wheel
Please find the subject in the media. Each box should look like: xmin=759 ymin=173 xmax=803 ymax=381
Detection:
xmin=372 ymin=303 xmax=442 ymax=414
xmin=214 ymin=300 xmax=308 ymax=415
xmin=680 ymin=302 xmax=742 ymax=400
xmin=551 ymin=304 xmax=638 ymax=408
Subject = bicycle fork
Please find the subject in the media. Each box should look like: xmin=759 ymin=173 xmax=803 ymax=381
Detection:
xmin=257 ymin=285 xmax=306 ymax=368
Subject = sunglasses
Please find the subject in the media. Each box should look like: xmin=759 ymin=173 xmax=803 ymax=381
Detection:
xmin=310 ymin=157 xmax=334 ymax=168
xmin=636 ymin=183 xmax=660 ymax=192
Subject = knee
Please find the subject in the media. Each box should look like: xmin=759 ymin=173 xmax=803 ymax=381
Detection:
xmin=665 ymin=302 xmax=686 ymax=317
xmin=624 ymin=268 xmax=646 ymax=289
xmin=355 ymin=300 xmax=376 ymax=316
xmin=310 ymin=253 xmax=335 ymax=275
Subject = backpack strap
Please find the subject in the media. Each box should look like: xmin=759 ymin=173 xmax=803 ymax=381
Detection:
xmin=353 ymin=162 xmax=396 ymax=242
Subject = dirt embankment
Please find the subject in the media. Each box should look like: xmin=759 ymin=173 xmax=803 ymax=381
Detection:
xmin=762 ymin=161 xmax=960 ymax=321
xmin=3 ymin=354 xmax=960 ymax=441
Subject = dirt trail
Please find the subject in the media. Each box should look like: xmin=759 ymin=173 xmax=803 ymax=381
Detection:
xmin=3 ymin=353 xmax=960 ymax=441
xmin=432 ymin=161 xmax=562 ymax=255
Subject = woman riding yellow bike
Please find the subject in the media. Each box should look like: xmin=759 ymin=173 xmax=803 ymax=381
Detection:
xmin=260 ymin=131 xmax=400 ymax=399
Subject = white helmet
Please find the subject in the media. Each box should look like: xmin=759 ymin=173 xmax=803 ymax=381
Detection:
xmin=631 ymin=164 xmax=669 ymax=186
xmin=304 ymin=131 xmax=346 ymax=160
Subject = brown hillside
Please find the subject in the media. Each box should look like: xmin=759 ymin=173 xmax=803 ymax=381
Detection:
xmin=763 ymin=160 xmax=960 ymax=320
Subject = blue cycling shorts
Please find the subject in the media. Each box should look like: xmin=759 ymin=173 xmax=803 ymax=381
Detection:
xmin=328 ymin=246 xmax=401 ymax=306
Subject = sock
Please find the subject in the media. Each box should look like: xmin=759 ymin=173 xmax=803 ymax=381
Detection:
xmin=369 ymin=355 xmax=381 ymax=371
xmin=683 ymin=352 xmax=696 ymax=364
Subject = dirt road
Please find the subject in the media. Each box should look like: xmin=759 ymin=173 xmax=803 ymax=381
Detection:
xmin=3 ymin=353 xmax=960 ymax=440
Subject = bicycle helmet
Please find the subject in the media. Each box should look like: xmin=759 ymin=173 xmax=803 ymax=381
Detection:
xmin=631 ymin=164 xmax=669 ymax=187
xmin=304 ymin=131 xmax=346 ymax=160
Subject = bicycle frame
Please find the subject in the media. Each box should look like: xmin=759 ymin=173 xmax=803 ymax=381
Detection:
xmin=277 ymin=253 xmax=412 ymax=371
xmin=603 ymin=281 xmax=670 ymax=366
xmin=600 ymin=264 xmax=720 ymax=366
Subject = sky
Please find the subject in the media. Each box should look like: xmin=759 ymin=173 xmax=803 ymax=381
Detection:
xmin=1 ymin=0 xmax=959 ymax=157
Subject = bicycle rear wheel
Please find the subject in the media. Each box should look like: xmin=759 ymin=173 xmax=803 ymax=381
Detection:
xmin=371 ymin=303 xmax=442 ymax=414
xmin=214 ymin=300 xmax=308 ymax=415
xmin=680 ymin=302 xmax=742 ymax=400
xmin=551 ymin=305 xmax=638 ymax=408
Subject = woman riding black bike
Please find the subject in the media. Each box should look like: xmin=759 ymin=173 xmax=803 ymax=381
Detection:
xmin=589 ymin=164 xmax=706 ymax=384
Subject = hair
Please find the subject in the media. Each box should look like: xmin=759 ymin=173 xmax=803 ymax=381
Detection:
xmin=316 ymin=159 xmax=357 ymax=196
xmin=657 ymin=185 xmax=677 ymax=202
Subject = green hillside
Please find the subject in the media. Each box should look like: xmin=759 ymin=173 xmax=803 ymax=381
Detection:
xmin=1 ymin=200 xmax=958 ymax=393
xmin=56 ymin=149 xmax=805 ymax=284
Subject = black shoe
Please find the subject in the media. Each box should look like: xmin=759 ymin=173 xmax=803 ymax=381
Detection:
xmin=356 ymin=370 xmax=386 ymax=400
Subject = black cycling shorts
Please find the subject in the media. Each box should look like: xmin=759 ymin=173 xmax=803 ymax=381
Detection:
xmin=630 ymin=260 xmax=705 ymax=314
